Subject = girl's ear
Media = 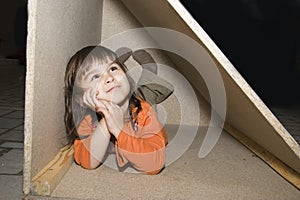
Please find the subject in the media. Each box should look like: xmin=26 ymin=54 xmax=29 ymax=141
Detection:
xmin=115 ymin=47 xmax=132 ymax=64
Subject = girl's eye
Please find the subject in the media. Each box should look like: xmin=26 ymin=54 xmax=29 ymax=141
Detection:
xmin=109 ymin=66 xmax=118 ymax=72
xmin=91 ymin=74 xmax=100 ymax=81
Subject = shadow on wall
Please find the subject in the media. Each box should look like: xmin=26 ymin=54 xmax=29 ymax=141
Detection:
xmin=181 ymin=0 xmax=300 ymax=106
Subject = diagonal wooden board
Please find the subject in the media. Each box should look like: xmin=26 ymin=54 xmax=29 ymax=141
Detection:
xmin=120 ymin=0 xmax=300 ymax=186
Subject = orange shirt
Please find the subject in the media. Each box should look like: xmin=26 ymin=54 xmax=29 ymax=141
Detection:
xmin=74 ymin=101 xmax=168 ymax=174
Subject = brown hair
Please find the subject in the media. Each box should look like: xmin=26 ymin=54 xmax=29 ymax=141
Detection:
xmin=64 ymin=45 xmax=143 ymax=144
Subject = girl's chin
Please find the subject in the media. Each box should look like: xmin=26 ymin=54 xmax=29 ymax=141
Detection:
xmin=98 ymin=96 xmax=128 ymax=106
xmin=114 ymin=98 xmax=129 ymax=107
xmin=105 ymin=99 xmax=121 ymax=105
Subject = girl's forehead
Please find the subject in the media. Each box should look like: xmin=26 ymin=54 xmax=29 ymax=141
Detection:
xmin=85 ymin=57 xmax=115 ymax=71
xmin=76 ymin=57 xmax=118 ymax=81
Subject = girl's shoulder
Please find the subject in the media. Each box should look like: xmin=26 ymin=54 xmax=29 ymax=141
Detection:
xmin=139 ymin=100 xmax=152 ymax=112
xmin=137 ymin=100 xmax=156 ymax=119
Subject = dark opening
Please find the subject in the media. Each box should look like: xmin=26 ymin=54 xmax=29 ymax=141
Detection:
xmin=180 ymin=0 xmax=300 ymax=107
xmin=180 ymin=0 xmax=300 ymax=143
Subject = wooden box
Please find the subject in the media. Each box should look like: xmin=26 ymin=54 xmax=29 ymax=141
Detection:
xmin=23 ymin=0 xmax=300 ymax=199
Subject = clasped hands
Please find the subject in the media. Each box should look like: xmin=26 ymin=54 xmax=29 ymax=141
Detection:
xmin=82 ymin=88 xmax=125 ymax=139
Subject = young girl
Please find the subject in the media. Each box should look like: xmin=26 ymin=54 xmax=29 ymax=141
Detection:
xmin=64 ymin=45 xmax=168 ymax=174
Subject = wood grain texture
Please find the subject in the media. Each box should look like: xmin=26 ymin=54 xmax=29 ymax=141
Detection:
xmin=31 ymin=145 xmax=74 ymax=196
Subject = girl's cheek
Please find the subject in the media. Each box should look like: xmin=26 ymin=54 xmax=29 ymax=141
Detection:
xmin=117 ymin=73 xmax=127 ymax=82
xmin=96 ymin=91 xmax=102 ymax=99
xmin=92 ymin=82 xmax=101 ymax=93
xmin=96 ymin=90 xmax=106 ymax=100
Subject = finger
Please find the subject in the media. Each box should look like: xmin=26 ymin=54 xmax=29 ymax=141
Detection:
xmin=101 ymin=100 xmax=112 ymax=111
xmin=102 ymin=100 xmax=120 ymax=109
xmin=83 ymin=91 xmax=92 ymax=108
xmin=85 ymin=95 xmax=93 ymax=108
xmin=84 ymin=89 xmax=95 ymax=109
xmin=95 ymin=101 xmax=107 ymax=113
xmin=96 ymin=106 xmax=109 ymax=117
xmin=96 ymin=100 xmax=111 ymax=116
xmin=94 ymin=91 xmax=101 ymax=103
xmin=89 ymin=89 xmax=99 ymax=110
xmin=92 ymin=91 xmax=100 ymax=108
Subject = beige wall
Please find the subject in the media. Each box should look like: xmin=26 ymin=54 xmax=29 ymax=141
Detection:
xmin=24 ymin=0 xmax=103 ymax=191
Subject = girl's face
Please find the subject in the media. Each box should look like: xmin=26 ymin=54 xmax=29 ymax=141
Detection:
xmin=76 ymin=60 xmax=131 ymax=106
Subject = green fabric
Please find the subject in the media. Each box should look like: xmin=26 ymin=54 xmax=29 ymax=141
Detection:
xmin=116 ymin=47 xmax=174 ymax=105
xmin=136 ymin=69 xmax=174 ymax=105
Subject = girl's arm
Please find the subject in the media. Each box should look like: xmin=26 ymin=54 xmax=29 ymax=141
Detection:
xmin=95 ymin=100 xmax=168 ymax=174
xmin=115 ymin=102 xmax=168 ymax=174
xmin=89 ymin=119 xmax=110 ymax=168
xmin=74 ymin=115 xmax=110 ymax=169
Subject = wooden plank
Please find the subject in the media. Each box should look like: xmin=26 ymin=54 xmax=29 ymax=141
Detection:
xmin=30 ymin=145 xmax=74 ymax=196
xmin=224 ymin=123 xmax=300 ymax=190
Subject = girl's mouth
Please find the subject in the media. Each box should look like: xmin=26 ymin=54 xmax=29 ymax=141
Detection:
xmin=106 ymin=85 xmax=120 ymax=93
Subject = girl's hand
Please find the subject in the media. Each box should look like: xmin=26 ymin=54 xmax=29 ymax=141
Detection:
xmin=82 ymin=88 xmax=98 ymax=111
xmin=95 ymin=100 xmax=125 ymax=139
xmin=83 ymin=89 xmax=125 ymax=138
xmin=83 ymin=89 xmax=106 ymax=114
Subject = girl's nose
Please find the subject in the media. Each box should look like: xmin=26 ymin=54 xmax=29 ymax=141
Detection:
xmin=104 ymin=73 xmax=114 ymax=84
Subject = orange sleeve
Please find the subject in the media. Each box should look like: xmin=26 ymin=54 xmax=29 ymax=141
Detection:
xmin=115 ymin=102 xmax=168 ymax=174
xmin=73 ymin=115 xmax=93 ymax=169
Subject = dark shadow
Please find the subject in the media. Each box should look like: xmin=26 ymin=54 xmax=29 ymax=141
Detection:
xmin=6 ymin=2 xmax=27 ymax=65
xmin=180 ymin=0 xmax=300 ymax=107
xmin=180 ymin=0 xmax=300 ymax=144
